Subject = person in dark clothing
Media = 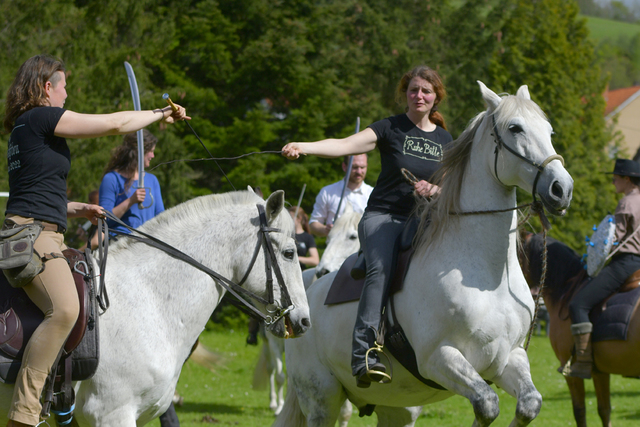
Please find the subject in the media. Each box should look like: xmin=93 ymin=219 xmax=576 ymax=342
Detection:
xmin=2 ymin=54 xmax=188 ymax=427
xmin=282 ymin=65 xmax=453 ymax=388
xmin=288 ymin=206 xmax=319 ymax=270
xmin=567 ymin=158 xmax=640 ymax=379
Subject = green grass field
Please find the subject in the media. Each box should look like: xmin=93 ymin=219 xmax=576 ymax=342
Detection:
xmin=145 ymin=325 xmax=640 ymax=427
xmin=584 ymin=15 xmax=640 ymax=41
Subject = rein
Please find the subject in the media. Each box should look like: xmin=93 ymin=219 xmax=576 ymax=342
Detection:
xmin=101 ymin=206 xmax=294 ymax=326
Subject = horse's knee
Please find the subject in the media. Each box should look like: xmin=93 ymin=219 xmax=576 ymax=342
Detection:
xmin=515 ymin=389 xmax=542 ymax=424
xmin=471 ymin=387 xmax=500 ymax=426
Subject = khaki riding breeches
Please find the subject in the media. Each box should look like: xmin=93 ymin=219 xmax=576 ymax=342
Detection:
xmin=6 ymin=215 xmax=79 ymax=426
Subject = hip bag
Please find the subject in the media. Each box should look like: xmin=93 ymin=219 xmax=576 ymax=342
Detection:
xmin=0 ymin=221 xmax=44 ymax=288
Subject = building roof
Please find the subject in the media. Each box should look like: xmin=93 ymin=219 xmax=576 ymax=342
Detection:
xmin=604 ymin=86 xmax=640 ymax=118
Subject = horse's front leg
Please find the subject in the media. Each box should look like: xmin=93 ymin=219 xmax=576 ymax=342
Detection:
xmin=491 ymin=347 xmax=542 ymax=427
xmin=592 ymin=371 xmax=612 ymax=427
xmin=424 ymin=346 xmax=500 ymax=426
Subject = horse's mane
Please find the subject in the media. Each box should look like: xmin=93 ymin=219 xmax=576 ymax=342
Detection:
xmin=414 ymin=95 xmax=549 ymax=253
xmin=110 ymin=190 xmax=292 ymax=251
xmin=413 ymin=111 xmax=484 ymax=251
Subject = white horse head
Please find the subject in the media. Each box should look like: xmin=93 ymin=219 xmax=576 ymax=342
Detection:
xmin=0 ymin=189 xmax=311 ymax=426
xmin=315 ymin=202 xmax=362 ymax=278
xmin=276 ymin=82 xmax=573 ymax=426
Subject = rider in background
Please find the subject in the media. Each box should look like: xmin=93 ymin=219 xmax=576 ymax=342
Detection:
xmin=2 ymin=54 xmax=188 ymax=427
xmin=99 ymin=130 xmax=165 ymax=240
xmin=567 ymin=158 xmax=640 ymax=379
xmin=308 ymin=154 xmax=373 ymax=237
xmin=288 ymin=206 xmax=319 ymax=270
xmin=282 ymin=65 xmax=453 ymax=388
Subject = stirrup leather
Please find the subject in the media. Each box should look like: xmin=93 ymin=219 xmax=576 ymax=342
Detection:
xmin=364 ymin=341 xmax=393 ymax=384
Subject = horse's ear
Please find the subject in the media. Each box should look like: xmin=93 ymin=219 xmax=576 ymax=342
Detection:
xmin=265 ymin=190 xmax=285 ymax=223
xmin=344 ymin=201 xmax=354 ymax=215
xmin=247 ymin=185 xmax=255 ymax=194
xmin=477 ymin=81 xmax=501 ymax=111
xmin=516 ymin=85 xmax=531 ymax=100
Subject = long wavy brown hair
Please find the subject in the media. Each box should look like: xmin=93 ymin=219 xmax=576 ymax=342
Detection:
xmin=288 ymin=206 xmax=311 ymax=234
xmin=3 ymin=54 xmax=66 ymax=133
xmin=395 ymin=65 xmax=447 ymax=130
xmin=103 ymin=130 xmax=158 ymax=190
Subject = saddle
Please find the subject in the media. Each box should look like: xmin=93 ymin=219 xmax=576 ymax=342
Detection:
xmin=589 ymin=270 xmax=640 ymax=343
xmin=324 ymin=218 xmax=447 ymax=392
xmin=0 ymin=248 xmax=100 ymax=423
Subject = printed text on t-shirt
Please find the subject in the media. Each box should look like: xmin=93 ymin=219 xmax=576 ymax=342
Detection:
xmin=402 ymin=136 xmax=443 ymax=161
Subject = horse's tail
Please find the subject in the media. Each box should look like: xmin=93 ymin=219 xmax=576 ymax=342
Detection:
xmin=252 ymin=340 xmax=270 ymax=390
xmin=272 ymin=381 xmax=307 ymax=427
xmin=189 ymin=341 xmax=225 ymax=371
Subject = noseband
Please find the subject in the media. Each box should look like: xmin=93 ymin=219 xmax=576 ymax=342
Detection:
xmin=491 ymin=115 xmax=564 ymax=204
xmin=237 ymin=204 xmax=294 ymax=325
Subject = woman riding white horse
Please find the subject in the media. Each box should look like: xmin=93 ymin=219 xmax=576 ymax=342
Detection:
xmin=275 ymin=81 xmax=573 ymax=427
xmin=1 ymin=189 xmax=310 ymax=426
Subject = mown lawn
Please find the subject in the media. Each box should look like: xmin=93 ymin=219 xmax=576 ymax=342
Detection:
xmin=147 ymin=324 xmax=640 ymax=427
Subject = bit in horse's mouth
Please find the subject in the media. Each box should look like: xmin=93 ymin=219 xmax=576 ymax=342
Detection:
xmin=285 ymin=316 xmax=294 ymax=338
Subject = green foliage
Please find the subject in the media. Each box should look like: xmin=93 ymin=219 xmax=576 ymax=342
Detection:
xmin=485 ymin=0 xmax=617 ymax=250
xmin=0 ymin=0 xmax=619 ymax=254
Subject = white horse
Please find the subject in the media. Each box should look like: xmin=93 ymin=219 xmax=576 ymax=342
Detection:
xmin=274 ymin=81 xmax=574 ymax=427
xmin=254 ymin=202 xmax=362 ymax=420
xmin=315 ymin=202 xmax=362 ymax=279
xmin=0 ymin=189 xmax=310 ymax=426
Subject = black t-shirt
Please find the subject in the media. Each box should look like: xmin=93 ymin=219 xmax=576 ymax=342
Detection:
xmin=367 ymin=114 xmax=453 ymax=216
xmin=295 ymin=231 xmax=316 ymax=269
xmin=6 ymin=106 xmax=70 ymax=229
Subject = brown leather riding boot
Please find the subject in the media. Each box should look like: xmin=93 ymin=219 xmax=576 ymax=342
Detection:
xmin=567 ymin=322 xmax=593 ymax=379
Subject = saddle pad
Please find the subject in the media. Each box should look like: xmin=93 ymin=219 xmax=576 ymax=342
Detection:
xmin=324 ymin=249 xmax=414 ymax=306
xmin=590 ymin=285 xmax=640 ymax=343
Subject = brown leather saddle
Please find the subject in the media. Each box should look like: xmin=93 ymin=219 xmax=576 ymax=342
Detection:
xmin=0 ymin=248 xmax=100 ymax=423
xmin=0 ymin=247 xmax=100 ymax=381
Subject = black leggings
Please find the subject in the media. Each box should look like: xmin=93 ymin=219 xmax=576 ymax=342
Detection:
xmin=569 ymin=253 xmax=640 ymax=324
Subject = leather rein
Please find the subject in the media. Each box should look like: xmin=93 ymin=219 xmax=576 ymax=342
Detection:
xmin=101 ymin=204 xmax=294 ymax=326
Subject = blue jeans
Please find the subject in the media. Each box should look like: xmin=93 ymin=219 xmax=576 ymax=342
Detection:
xmin=569 ymin=253 xmax=640 ymax=324
xmin=351 ymin=210 xmax=407 ymax=375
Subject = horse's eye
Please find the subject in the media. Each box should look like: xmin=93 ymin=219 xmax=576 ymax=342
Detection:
xmin=284 ymin=249 xmax=295 ymax=260
xmin=349 ymin=234 xmax=358 ymax=240
xmin=509 ymin=124 xmax=523 ymax=134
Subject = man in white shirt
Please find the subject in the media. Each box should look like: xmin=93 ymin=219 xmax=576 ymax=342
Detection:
xmin=309 ymin=154 xmax=373 ymax=237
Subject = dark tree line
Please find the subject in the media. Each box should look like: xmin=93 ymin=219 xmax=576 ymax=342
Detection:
xmin=0 ymin=0 xmax=618 ymax=251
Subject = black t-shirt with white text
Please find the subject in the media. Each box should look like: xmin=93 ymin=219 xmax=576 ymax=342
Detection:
xmin=367 ymin=114 xmax=453 ymax=216
xmin=6 ymin=107 xmax=70 ymax=229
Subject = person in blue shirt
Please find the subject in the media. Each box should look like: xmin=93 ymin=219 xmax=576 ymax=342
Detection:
xmin=99 ymin=130 xmax=165 ymax=238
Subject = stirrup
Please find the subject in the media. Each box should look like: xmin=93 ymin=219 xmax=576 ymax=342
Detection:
xmin=363 ymin=341 xmax=392 ymax=384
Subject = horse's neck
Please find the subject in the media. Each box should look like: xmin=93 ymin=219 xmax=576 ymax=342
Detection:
xmin=454 ymin=130 xmax=520 ymax=259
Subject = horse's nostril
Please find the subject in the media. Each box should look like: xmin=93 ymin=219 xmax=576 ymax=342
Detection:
xmin=551 ymin=181 xmax=563 ymax=199
xmin=301 ymin=317 xmax=311 ymax=328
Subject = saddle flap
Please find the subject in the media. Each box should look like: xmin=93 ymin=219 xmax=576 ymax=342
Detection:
xmin=0 ymin=308 xmax=22 ymax=358
xmin=62 ymin=248 xmax=90 ymax=354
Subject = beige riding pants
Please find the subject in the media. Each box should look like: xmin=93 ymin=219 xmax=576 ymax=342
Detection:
xmin=6 ymin=215 xmax=79 ymax=426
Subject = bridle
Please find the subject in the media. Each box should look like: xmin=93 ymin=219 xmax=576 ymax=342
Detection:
xmin=100 ymin=204 xmax=294 ymax=326
xmin=491 ymin=114 xmax=564 ymax=205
